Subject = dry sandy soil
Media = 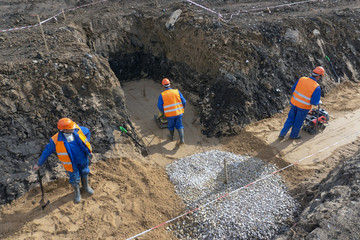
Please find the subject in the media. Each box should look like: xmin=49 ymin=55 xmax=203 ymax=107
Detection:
xmin=1 ymin=0 xmax=360 ymax=239
xmin=1 ymin=80 xmax=360 ymax=240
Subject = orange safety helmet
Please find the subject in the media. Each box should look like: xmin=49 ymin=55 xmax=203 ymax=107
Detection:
xmin=312 ymin=66 xmax=325 ymax=76
xmin=57 ymin=118 xmax=75 ymax=130
xmin=162 ymin=78 xmax=171 ymax=87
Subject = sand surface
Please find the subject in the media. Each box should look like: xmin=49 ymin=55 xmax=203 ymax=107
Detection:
xmin=1 ymin=79 xmax=360 ymax=240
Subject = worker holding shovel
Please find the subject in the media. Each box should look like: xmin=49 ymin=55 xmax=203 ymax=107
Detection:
xmin=33 ymin=118 xmax=94 ymax=204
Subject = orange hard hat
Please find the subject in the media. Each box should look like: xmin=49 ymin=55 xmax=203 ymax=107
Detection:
xmin=313 ymin=66 xmax=325 ymax=76
xmin=57 ymin=118 xmax=75 ymax=130
xmin=162 ymin=78 xmax=170 ymax=86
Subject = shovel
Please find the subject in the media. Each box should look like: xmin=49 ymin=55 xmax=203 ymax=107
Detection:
xmin=37 ymin=169 xmax=50 ymax=210
xmin=119 ymin=126 xmax=149 ymax=156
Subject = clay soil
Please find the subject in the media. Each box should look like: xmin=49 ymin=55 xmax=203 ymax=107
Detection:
xmin=1 ymin=0 xmax=360 ymax=239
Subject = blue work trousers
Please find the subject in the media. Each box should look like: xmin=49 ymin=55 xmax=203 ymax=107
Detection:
xmin=167 ymin=114 xmax=184 ymax=131
xmin=280 ymin=105 xmax=309 ymax=138
xmin=67 ymin=159 xmax=90 ymax=185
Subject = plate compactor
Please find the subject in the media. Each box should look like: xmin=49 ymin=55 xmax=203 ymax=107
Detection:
xmin=154 ymin=111 xmax=168 ymax=129
xmin=302 ymin=106 xmax=330 ymax=135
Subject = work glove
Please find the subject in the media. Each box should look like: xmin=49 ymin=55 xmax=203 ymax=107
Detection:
xmin=315 ymin=100 xmax=322 ymax=106
xmin=33 ymin=164 xmax=40 ymax=171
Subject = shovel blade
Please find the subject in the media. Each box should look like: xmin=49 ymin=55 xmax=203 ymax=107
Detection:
xmin=39 ymin=198 xmax=50 ymax=210
xmin=41 ymin=200 xmax=50 ymax=210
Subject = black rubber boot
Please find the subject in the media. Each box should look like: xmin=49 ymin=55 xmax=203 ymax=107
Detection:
xmin=178 ymin=128 xmax=185 ymax=144
xmin=72 ymin=183 xmax=81 ymax=204
xmin=81 ymin=175 xmax=94 ymax=195
xmin=168 ymin=130 xmax=174 ymax=141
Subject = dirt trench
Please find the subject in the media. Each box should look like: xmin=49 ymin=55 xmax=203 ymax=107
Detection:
xmin=103 ymin=1 xmax=360 ymax=138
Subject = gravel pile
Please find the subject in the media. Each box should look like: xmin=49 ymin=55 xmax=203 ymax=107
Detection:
xmin=166 ymin=150 xmax=298 ymax=239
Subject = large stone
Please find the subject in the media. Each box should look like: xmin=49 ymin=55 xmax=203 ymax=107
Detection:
xmin=284 ymin=29 xmax=301 ymax=44
xmin=165 ymin=9 xmax=182 ymax=30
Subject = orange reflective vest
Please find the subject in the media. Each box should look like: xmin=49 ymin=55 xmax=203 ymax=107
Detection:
xmin=51 ymin=124 xmax=92 ymax=172
xmin=290 ymin=77 xmax=319 ymax=110
xmin=161 ymin=89 xmax=184 ymax=117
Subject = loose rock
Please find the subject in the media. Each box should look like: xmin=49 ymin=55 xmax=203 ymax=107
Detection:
xmin=167 ymin=150 xmax=298 ymax=239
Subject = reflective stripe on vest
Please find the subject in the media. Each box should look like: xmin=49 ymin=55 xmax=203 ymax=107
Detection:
xmin=290 ymin=77 xmax=319 ymax=110
xmin=161 ymin=89 xmax=184 ymax=117
xmin=75 ymin=124 xmax=92 ymax=153
xmin=52 ymin=133 xmax=74 ymax=172
xmin=51 ymin=124 xmax=92 ymax=172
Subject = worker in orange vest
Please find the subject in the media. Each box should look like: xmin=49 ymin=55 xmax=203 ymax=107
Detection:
xmin=279 ymin=67 xmax=324 ymax=140
xmin=33 ymin=118 xmax=93 ymax=203
xmin=157 ymin=78 xmax=186 ymax=144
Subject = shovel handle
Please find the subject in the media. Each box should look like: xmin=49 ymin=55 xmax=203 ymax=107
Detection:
xmin=120 ymin=126 xmax=144 ymax=147
xmin=37 ymin=169 xmax=45 ymax=198
xmin=119 ymin=126 xmax=128 ymax=133
xmin=37 ymin=168 xmax=50 ymax=210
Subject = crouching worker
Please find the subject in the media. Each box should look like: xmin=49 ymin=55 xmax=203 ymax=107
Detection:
xmin=33 ymin=118 xmax=94 ymax=204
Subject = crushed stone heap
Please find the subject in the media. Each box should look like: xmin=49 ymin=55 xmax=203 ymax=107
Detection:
xmin=166 ymin=150 xmax=297 ymax=239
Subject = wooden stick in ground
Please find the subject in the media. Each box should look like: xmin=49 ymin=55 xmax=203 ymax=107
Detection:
xmin=224 ymin=159 xmax=228 ymax=184
xmin=62 ymin=9 xmax=66 ymax=21
xmin=37 ymin=15 xmax=49 ymax=54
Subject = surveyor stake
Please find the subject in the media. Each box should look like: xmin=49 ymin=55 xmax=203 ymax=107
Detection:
xmin=37 ymin=169 xmax=50 ymax=210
